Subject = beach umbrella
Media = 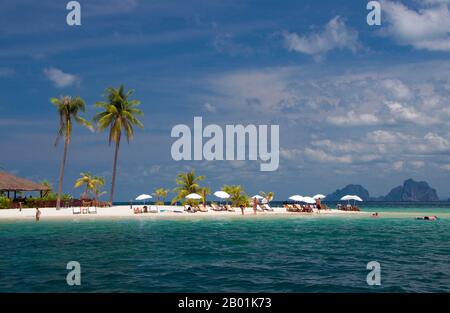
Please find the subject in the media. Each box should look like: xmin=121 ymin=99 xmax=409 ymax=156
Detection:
xmin=213 ymin=191 xmax=230 ymax=199
xmin=136 ymin=194 xmax=152 ymax=201
xmin=340 ymin=195 xmax=353 ymax=201
xmin=288 ymin=195 xmax=304 ymax=202
xmin=135 ymin=194 xmax=152 ymax=205
xmin=251 ymin=195 xmax=264 ymax=200
xmin=185 ymin=193 xmax=202 ymax=200
xmin=302 ymin=196 xmax=316 ymax=204
xmin=313 ymin=194 xmax=326 ymax=200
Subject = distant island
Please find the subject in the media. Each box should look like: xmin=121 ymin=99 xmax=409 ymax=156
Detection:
xmin=326 ymin=178 xmax=440 ymax=202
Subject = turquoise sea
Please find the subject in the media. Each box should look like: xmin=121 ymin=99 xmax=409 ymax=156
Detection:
xmin=0 ymin=204 xmax=449 ymax=292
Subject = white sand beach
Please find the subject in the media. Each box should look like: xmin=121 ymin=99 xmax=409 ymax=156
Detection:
xmin=0 ymin=205 xmax=367 ymax=220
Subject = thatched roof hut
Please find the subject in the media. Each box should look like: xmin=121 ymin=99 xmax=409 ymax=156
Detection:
xmin=0 ymin=172 xmax=51 ymax=193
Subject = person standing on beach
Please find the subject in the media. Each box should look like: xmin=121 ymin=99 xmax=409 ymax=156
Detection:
xmin=253 ymin=198 xmax=258 ymax=215
xmin=35 ymin=208 xmax=41 ymax=221
xmin=240 ymin=205 xmax=245 ymax=215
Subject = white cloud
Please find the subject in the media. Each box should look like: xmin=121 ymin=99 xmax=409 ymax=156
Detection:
xmin=327 ymin=111 xmax=380 ymax=126
xmin=283 ymin=16 xmax=360 ymax=59
xmin=203 ymin=102 xmax=217 ymax=113
xmin=410 ymin=160 xmax=425 ymax=169
xmin=441 ymin=163 xmax=450 ymax=170
xmin=43 ymin=67 xmax=79 ymax=88
xmin=387 ymin=102 xmax=438 ymax=125
xmin=303 ymin=148 xmax=352 ymax=164
xmin=382 ymin=0 xmax=450 ymax=52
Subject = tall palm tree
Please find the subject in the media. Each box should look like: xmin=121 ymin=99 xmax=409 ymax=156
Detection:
xmin=74 ymin=172 xmax=105 ymax=201
xmin=93 ymin=85 xmax=144 ymax=203
xmin=172 ymin=169 xmax=205 ymax=204
xmin=52 ymin=96 xmax=93 ymax=209
xmin=154 ymin=188 xmax=169 ymax=205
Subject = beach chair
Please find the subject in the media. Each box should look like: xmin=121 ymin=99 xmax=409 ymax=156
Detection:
xmin=88 ymin=207 xmax=97 ymax=214
xmin=198 ymin=204 xmax=209 ymax=212
xmin=263 ymin=204 xmax=274 ymax=211
xmin=148 ymin=206 xmax=158 ymax=213
xmin=256 ymin=204 xmax=265 ymax=212
xmin=184 ymin=205 xmax=195 ymax=213
xmin=225 ymin=204 xmax=235 ymax=212
xmin=211 ymin=203 xmax=223 ymax=211
xmin=72 ymin=207 xmax=81 ymax=214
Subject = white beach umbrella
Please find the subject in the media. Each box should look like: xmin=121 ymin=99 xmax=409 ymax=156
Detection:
xmin=213 ymin=191 xmax=230 ymax=199
xmin=352 ymin=195 xmax=363 ymax=202
xmin=288 ymin=195 xmax=304 ymax=202
xmin=340 ymin=195 xmax=354 ymax=201
xmin=302 ymin=196 xmax=316 ymax=204
xmin=136 ymin=194 xmax=152 ymax=201
xmin=135 ymin=194 xmax=153 ymax=205
xmin=313 ymin=194 xmax=326 ymax=200
xmin=251 ymin=195 xmax=264 ymax=200
xmin=185 ymin=193 xmax=202 ymax=200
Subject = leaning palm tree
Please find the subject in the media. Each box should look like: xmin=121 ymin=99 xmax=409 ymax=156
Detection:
xmin=171 ymin=170 xmax=205 ymax=204
xmin=52 ymin=96 xmax=93 ymax=209
xmin=93 ymin=85 xmax=144 ymax=203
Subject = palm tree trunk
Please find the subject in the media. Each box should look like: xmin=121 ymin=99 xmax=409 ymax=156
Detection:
xmin=110 ymin=136 xmax=121 ymax=204
xmin=56 ymin=137 xmax=69 ymax=210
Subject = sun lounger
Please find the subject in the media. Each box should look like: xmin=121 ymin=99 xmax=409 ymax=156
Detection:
xmin=211 ymin=203 xmax=224 ymax=211
xmin=263 ymin=204 xmax=274 ymax=211
xmin=149 ymin=206 xmax=158 ymax=213
xmin=225 ymin=204 xmax=235 ymax=212
xmin=72 ymin=207 xmax=81 ymax=214
xmin=88 ymin=207 xmax=97 ymax=214
xmin=198 ymin=204 xmax=209 ymax=212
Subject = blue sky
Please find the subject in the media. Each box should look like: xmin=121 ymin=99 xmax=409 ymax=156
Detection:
xmin=1 ymin=0 xmax=450 ymax=200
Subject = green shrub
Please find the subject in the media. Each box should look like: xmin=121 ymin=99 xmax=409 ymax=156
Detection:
xmin=0 ymin=197 xmax=12 ymax=209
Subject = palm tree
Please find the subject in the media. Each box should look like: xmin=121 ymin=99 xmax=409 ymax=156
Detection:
xmin=222 ymin=185 xmax=250 ymax=207
xmin=199 ymin=187 xmax=211 ymax=206
xmin=74 ymin=172 xmax=105 ymax=201
xmin=154 ymin=188 xmax=169 ymax=205
xmin=259 ymin=191 xmax=274 ymax=203
xmin=52 ymin=96 xmax=93 ymax=209
xmin=93 ymin=85 xmax=144 ymax=203
xmin=39 ymin=180 xmax=53 ymax=198
xmin=172 ymin=169 xmax=205 ymax=204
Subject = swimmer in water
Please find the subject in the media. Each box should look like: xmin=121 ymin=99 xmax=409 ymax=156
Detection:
xmin=416 ymin=215 xmax=438 ymax=220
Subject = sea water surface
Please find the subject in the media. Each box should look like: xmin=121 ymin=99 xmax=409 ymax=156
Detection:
xmin=0 ymin=205 xmax=449 ymax=292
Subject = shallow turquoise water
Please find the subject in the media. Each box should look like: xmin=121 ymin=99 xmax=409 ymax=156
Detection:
xmin=0 ymin=211 xmax=449 ymax=292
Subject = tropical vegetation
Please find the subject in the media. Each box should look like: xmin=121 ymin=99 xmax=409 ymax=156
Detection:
xmin=154 ymin=188 xmax=169 ymax=205
xmin=172 ymin=169 xmax=204 ymax=204
xmin=222 ymin=185 xmax=250 ymax=207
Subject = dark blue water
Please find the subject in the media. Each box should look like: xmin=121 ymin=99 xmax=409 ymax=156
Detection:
xmin=0 ymin=214 xmax=449 ymax=292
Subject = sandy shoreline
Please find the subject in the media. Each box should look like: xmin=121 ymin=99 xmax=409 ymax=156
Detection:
xmin=0 ymin=205 xmax=367 ymax=220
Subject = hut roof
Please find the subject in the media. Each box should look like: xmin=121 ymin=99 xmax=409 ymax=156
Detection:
xmin=0 ymin=172 xmax=51 ymax=192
